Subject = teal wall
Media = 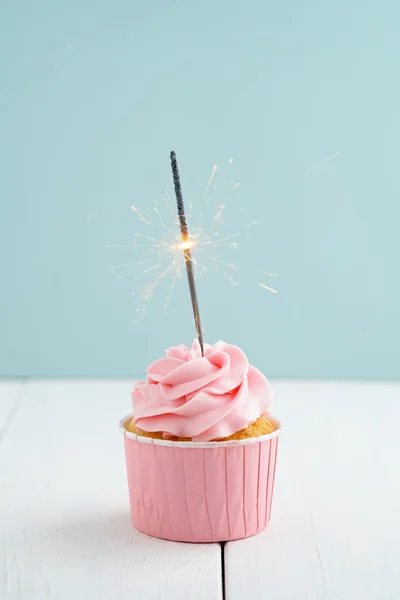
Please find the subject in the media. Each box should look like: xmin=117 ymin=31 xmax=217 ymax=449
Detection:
xmin=1 ymin=1 xmax=399 ymax=380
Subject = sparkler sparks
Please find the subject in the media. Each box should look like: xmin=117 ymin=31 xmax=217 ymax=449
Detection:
xmin=131 ymin=206 xmax=152 ymax=224
xmin=259 ymin=283 xmax=278 ymax=294
xmin=304 ymin=152 xmax=338 ymax=173
xmin=108 ymin=155 xmax=279 ymax=321
xmin=203 ymin=164 xmax=217 ymax=202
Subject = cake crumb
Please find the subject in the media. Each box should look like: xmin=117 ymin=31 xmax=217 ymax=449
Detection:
xmin=126 ymin=416 xmax=276 ymax=442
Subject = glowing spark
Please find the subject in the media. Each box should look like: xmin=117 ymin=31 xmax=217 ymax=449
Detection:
xmin=134 ymin=233 xmax=159 ymax=242
xmin=203 ymin=164 xmax=217 ymax=201
xmin=260 ymin=283 xmax=278 ymax=294
xmin=110 ymin=260 xmax=151 ymax=271
xmin=164 ymin=190 xmax=175 ymax=212
xmin=87 ymin=209 xmax=101 ymax=227
xmin=131 ymin=206 xmax=152 ymax=224
xmin=245 ymin=221 xmax=263 ymax=227
xmin=304 ymin=152 xmax=338 ymax=173
xmin=161 ymin=193 xmax=175 ymax=214
xmin=143 ymin=262 xmax=163 ymax=274
xmin=224 ymin=274 xmax=239 ymax=287
xmin=221 ymin=182 xmax=240 ymax=204
xmin=153 ymin=207 xmax=176 ymax=234
xmin=164 ymin=279 xmax=177 ymax=310
xmin=213 ymin=204 xmax=225 ymax=224
xmin=198 ymin=232 xmax=218 ymax=246
xmin=139 ymin=259 xmax=178 ymax=307
xmin=254 ymin=269 xmax=282 ymax=277
xmin=107 ymin=243 xmax=162 ymax=249
xmin=220 ymin=233 xmax=240 ymax=242
xmin=229 ymin=158 xmax=233 ymax=163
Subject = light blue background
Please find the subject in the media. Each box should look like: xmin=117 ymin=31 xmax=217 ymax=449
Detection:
xmin=1 ymin=1 xmax=399 ymax=380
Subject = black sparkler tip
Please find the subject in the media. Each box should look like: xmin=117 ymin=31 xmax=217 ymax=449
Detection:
xmin=170 ymin=150 xmax=188 ymax=237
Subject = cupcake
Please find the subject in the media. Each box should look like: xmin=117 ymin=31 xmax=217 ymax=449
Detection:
xmin=120 ymin=340 xmax=282 ymax=542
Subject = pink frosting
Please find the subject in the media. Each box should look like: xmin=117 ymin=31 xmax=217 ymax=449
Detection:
xmin=132 ymin=340 xmax=273 ymax=442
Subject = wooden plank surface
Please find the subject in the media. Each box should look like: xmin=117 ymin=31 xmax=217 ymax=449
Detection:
xmin=225 ymin=381 xmax=400 ymax=600
xmin=0 ymin=380 xmax=222 ymax=600
xmin=2 ymin=380 xmax=399 ymax=600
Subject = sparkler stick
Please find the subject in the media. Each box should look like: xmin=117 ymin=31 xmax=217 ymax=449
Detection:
xmin=170 ymin=151 xmax=205 ymax=356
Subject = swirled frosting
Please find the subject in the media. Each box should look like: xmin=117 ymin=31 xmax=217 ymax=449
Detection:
xmin=132 ymin=340 xmax=273 ymax=442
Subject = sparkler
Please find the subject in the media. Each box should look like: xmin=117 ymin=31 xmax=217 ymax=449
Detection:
xmin=107 ymin=154 xmax=279 ymax=329
xmin=170 ymin=151 xmax=204 ymax=356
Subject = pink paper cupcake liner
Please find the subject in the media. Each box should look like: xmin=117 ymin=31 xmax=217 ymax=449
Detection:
xmin=120 ymin=415 xmax=282 ymax=543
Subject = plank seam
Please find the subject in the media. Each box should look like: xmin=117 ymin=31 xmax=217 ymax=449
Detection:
xmin=221 ymin=542 xmax=226 ymax=600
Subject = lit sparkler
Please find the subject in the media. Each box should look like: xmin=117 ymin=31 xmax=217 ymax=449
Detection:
xmin=170 ymin=151 xmax=204 ymax=356
xmin=107 ymin=153 xmax=279 ymax=327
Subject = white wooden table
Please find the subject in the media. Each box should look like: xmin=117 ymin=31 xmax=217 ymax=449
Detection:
xmin=1 ymin=380 xmax=399 ymax=600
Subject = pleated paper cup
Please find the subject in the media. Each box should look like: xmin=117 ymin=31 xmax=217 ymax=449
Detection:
xmin=120 ymin=414 xmax=282 ymax=543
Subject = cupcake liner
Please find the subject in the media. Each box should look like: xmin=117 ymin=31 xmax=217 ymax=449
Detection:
xmin=120 ymin=414 xmax=282 ymax=543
